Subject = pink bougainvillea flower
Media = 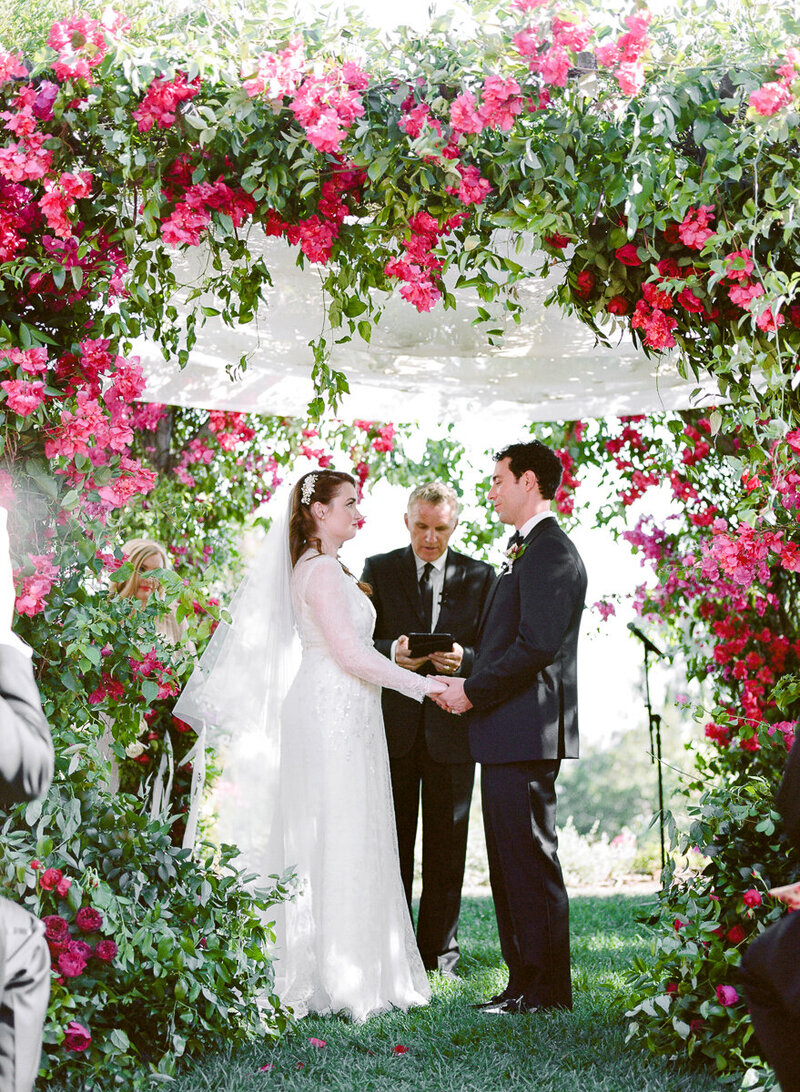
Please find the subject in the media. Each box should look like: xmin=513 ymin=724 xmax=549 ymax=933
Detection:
xmin=678 ymin=205 xmax=716 ymax=250
xmin=133 ymin=72 xmax=201 ymax=132
xmin=392 ymin=1044 xmax=410 ymax=1054
xmin=259 ymin=1062 xmax=274 ymax=1071
xmin=0 ymin=51 xmax=27 ymax=83
xmin=308 ymin=1037 xmax=327 ymax=1048
xmin=243 ymin=36 xmax=305 ymax=100
xmin=716 ymin=984 xmax=739 ymax=1006
xmin=449 ymin=90 xmax=483 ymax=134
xmin=0 ymin=379 xmax=46 ymax=417
xmin=749 ymin=81 xmax=793 ymax=117
xmin=615 ymin=61 xmax=646 ymax=96
xmin=63 ymin=1021 xmax=91 ymax=1052
xmin=728 ymin=281 xmax=765 ymax=310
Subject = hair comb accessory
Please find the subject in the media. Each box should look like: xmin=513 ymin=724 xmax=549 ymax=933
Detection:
xmin=301 ymin=473 xmax=318 ymax=506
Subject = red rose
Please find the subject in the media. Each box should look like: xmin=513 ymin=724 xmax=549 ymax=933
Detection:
xmin=42 ymin=915 xmax=69 ymax=942
xmin=615 ymin=243 xmax=642 ymax=266
xmin=30 ymin=859 xmax=41 ymax=870
xmin=94 ymin=939 xmax=118 ymax=963
xmin=57 ymin=948 xmax=87 ymax=978
xmin=663 ymin=223 xmax=681 ymax=245
xmin=726 ymin=924 xmax=746 ymax=944
xmin=743 ymin=888 xmax=762 ymax=908
xmin=56 ymin=877 xmax=72 ymax=898
xmin=606 ymin=295 xmax=629 ymax=314
xmin=134 ymin=753 xmax=150 ymax=765
xmin=665 ymin=981 xmax=678 ymax=996
xmin=574 ymin=270 xmax=596 ymax=299
xmin=39 ymin=868 xmax=63 ymax=891
xmin=545 ymin=232 xmax=569 ymax=249
xmin=75 ymin=907 xmax=103 ymax=933
xmin=70 ymin=939 xmax=93 ymax=961
xmin=48 ymin=937 xmax=70 ymax=958
xmin=63 ymin=1021 xmax=91 ymax=1053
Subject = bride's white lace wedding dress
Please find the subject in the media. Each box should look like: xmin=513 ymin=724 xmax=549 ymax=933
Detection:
xmin=274 ymin=550 xmax=432 ymax=1021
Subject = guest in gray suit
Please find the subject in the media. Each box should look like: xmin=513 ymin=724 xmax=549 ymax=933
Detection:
xmin=0 ymin=507 xmax=54 ymax=1092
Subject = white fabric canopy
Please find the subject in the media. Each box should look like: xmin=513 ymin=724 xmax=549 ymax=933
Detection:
xmin=135 ymin=232 xmax=722 ymax=423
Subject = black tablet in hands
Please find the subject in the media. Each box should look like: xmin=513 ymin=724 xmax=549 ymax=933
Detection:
xmin=407 ymin=633 xmax=454 ymax=658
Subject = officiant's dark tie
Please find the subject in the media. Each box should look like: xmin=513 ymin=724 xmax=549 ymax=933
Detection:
xmin=419 ymin=562 xmax=434 ymax=631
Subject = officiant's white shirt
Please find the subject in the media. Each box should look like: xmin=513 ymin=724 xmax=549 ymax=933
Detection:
xmin=391 ymin=548 xmax=449 ymax=662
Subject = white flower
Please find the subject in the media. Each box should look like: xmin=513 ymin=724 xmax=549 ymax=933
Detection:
xmin=125 ymin=740 xmax=146 ymax=759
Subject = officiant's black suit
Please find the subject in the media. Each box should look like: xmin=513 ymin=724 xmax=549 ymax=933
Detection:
xmin=361 ymin=546 xmax=493 ymax=973
xmin=465 ymin=517 xmax=587 ymax=1009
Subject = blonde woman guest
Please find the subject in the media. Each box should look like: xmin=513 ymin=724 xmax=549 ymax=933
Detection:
xmin=109 ymin=538 xmax=184 ymax=644
xmin=99 ymin=539 xmax=184 ymax=790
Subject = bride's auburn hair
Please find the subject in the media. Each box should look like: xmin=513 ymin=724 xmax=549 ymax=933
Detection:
xmin=289 ymin=470 xmax=371 ymax=594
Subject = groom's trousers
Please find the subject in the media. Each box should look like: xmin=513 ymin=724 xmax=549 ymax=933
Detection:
xmin=481 ymin=759 xmax=572 ymax=1009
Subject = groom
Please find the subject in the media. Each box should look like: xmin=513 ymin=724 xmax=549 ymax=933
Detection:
xmin=434 ymin=441 xmax=587 ymax=1013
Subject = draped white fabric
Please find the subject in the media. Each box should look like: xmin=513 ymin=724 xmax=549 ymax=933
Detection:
xmin=134 ymin=233 xmax=723 ymax=426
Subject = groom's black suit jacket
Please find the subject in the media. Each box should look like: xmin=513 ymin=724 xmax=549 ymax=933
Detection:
xmin=362 ymin=546 xmax=494 ymax=764
xmin=466 ymin=517 xmax=587 ymax=763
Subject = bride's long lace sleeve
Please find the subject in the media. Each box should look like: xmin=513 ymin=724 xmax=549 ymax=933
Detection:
xmin=299 ymin=555 xmax=434 ymax=703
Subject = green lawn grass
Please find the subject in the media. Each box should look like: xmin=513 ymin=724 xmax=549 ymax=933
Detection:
xmin=155 ymin=893 xmax=726 ymax=1092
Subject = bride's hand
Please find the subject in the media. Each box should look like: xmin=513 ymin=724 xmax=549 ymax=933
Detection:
xmin=768 ymin=881 xmax=800 ymax=909
xmin=426 ymin=678 xmax=447 ymax=696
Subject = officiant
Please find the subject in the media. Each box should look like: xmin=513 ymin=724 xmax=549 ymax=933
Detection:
xmin=361 ymin=482 xmax=493 ymax=977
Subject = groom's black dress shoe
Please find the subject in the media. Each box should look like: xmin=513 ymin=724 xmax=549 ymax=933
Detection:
xmin=477 ymin=996 xmax=543 ymax=1015
xmin=471 ymin=990 xmax=519 ymax=1011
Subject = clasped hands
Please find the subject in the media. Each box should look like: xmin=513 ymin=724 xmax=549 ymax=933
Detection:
xmin=394 ymin=635 xmax=471 ymax=715
xmin=429 ymin=675 xmax=473 ymax=715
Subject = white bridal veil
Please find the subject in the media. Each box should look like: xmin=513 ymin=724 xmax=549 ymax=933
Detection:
xmin=173 ymin=488 xmax=300 ymax=881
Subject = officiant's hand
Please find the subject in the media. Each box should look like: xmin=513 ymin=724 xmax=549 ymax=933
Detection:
xmin=431 ymin=676 xmax=473 ymax=715
xmin=395 ymin=635 xmax=431 ymax=672
xmin=430 ymin=642 xmax=463 ymax=675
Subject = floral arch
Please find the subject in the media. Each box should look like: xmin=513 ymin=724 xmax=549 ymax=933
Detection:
xmin=1 ymin=0 xmax=799 ymax=1085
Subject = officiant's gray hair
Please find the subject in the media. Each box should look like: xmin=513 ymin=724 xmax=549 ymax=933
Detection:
xmin=407 ymin=482 xmax=459 ymax=522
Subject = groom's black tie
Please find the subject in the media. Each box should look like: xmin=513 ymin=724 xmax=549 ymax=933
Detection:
xmin=419 ymin=562 xmax=434 ymax=631
xmin=507 ymin=531 xmax=523 ymax=550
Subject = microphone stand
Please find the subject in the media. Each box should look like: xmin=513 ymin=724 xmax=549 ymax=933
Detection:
xmin=627 ymin=623 xmax=668 ymax=873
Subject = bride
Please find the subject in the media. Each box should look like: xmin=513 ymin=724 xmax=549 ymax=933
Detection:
xmin=175 ymin=469 xmax=445 ymax=1022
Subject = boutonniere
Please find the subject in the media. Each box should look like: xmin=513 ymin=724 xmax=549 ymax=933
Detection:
xmin=505 ymin=542 xmax=528 ymax=564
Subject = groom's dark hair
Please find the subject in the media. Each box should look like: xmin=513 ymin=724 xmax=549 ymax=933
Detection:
xmin=495 ymin=441 xmax=563 ymax=500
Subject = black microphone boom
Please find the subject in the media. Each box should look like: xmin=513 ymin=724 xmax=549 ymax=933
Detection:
xmin=627 ymin=622 xmax=666 ymax=659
